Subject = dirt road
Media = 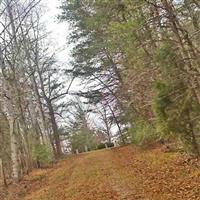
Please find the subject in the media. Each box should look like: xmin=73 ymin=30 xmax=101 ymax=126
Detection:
xmin=5 ymin=146 xmax=200 ymax=200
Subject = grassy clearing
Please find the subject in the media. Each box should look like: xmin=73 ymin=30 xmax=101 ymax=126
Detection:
xmin=5 ymin=146 xmax=200 ymax=200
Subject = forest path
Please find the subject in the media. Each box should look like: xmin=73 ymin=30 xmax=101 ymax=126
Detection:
xmin=7 ymin=145 xmax=200 ymax=200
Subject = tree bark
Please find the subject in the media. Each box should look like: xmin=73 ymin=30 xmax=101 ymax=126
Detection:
xmin=47 ymin=99 xmax=62 ymax=157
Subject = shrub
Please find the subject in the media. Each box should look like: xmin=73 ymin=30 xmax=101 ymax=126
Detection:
xmin=106 ymin=142 xmax=114 ymax=148
xmin=129 ymin=120 xmax=159 ymax=147
xmin=70 ymin=130 xmax=97 ymax=153
xmin=97 ymin=142 xmax=114 ymax=149
xmin=32 ymin=144 xmax=53 ymax=167
xmin=97 ymin=143 xmax=106 ymax=149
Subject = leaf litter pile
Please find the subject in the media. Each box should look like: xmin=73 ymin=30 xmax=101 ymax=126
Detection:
xmin=2 ymin=145 xmax=200 ymax=200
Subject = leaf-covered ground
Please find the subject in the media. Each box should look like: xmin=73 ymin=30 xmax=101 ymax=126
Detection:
xmin=3 ymin=145 xmax=200 ymax=200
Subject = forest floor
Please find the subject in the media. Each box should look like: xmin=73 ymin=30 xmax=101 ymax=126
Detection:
xmin=2 ymin=145 xmax=200 ymax=200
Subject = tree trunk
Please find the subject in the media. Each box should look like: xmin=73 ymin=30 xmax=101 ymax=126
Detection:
xmin=47 ymin=100 xmax=62 ymax=157
xmin=107 ymin=102 xmax=126 ymax=144
xmin=0 ymin=158 xmax=7 ymax=186
xmin=9 ymin=117 xmax=19 ymax=183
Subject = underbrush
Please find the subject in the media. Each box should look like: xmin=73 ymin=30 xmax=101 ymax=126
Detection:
xmin=97 ymin=142 xmax=114 ymax=149
xmin=129 ymin=120 xmax=160 ymax=148
xmin=32 ymin=144 xmax=54 ymax=168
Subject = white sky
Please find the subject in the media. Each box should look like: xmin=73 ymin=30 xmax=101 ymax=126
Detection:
xmin=42 ymin=0 xmax=72 ymax=63
xmin=41 ymin=0 xmax=81 ymax=90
